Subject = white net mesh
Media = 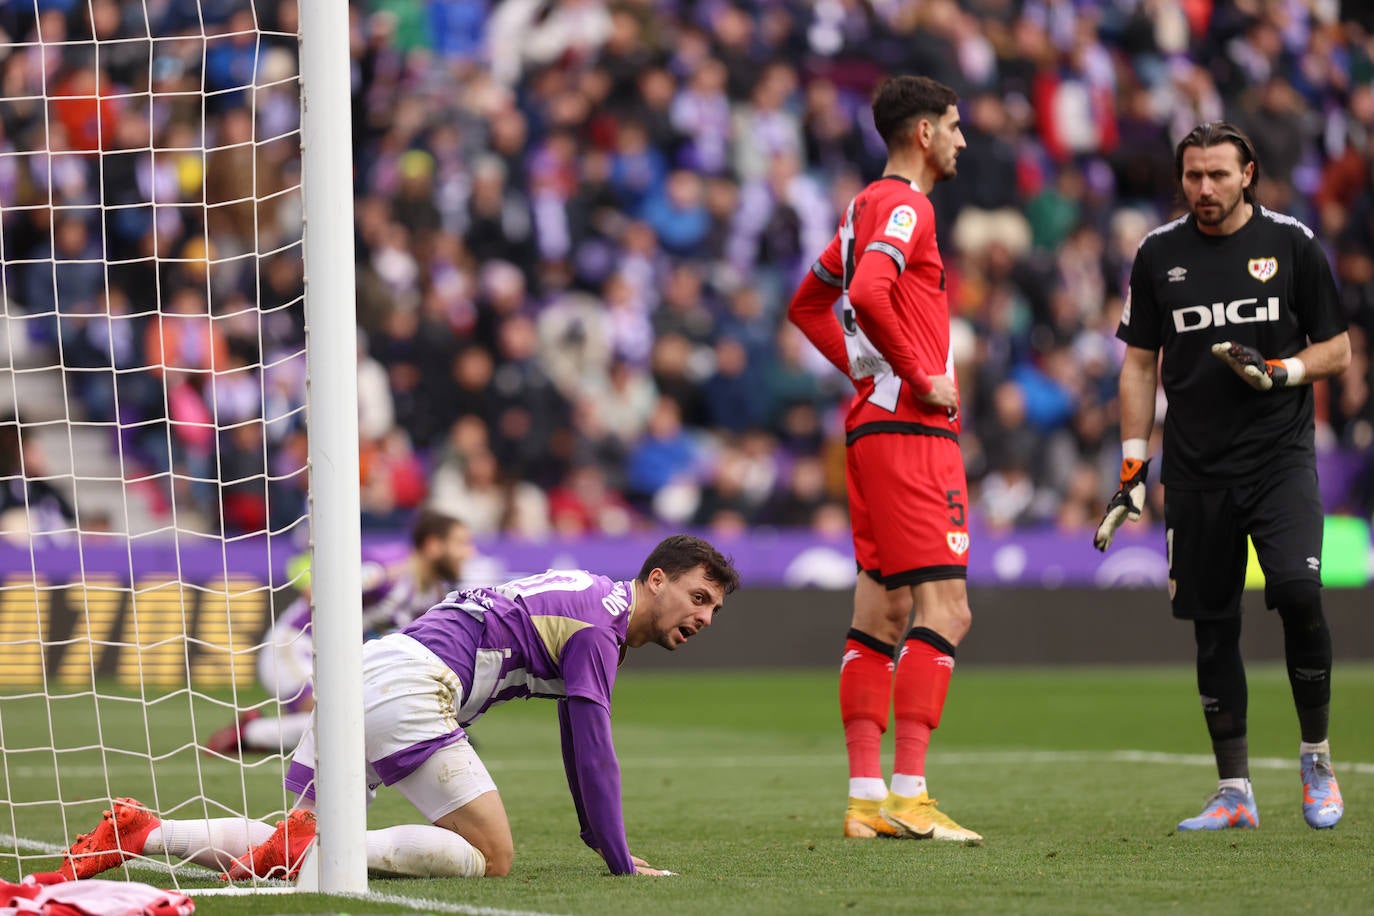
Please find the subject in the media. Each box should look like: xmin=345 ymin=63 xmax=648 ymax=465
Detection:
xmin=0 ymin=0 xmax=311 ymax=886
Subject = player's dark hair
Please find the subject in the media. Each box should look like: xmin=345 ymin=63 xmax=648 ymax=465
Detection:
xmin=410 ymin=508 xmax=463 ymax=549
xmin=871 ymin=75 xmax=959 ymax=147
xmin=638 ymin=534 xmax=740 ymax=595
xmin=1175 ymin=121 xmax=1260 ymax=203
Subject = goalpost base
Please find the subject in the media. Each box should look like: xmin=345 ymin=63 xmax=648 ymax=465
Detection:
xmin=293 ymin=842 xmax=320 ymax=892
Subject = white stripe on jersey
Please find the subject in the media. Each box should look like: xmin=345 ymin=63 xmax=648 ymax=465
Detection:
xmin=1136 ymin=212 xmax=1189 ymax=251
xmin=1259 ymin=205 xmax=1315 ymax=239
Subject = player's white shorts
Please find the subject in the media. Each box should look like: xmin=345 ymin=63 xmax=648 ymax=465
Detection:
xmin=257 ymin=614 xmax=314 ymax=708
xmin=285 ymin=632 xmax=497 ymax=822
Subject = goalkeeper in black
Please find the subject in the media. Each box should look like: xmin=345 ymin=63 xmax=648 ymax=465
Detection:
xmin=1095 ymin=122 xmax=1351 ymax=832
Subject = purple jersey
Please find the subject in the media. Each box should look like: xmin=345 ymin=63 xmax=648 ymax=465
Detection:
xmin=403 ymin=570 xmax=634 ymax=722
xmin=402 ymin=570 xmax=640 ymax=873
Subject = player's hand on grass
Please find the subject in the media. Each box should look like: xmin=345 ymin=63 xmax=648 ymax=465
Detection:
xmin=1093 ymin=458 xmax=1150 ymax=552
xmin=631 ymin=855 xmax=675 ymax=876
xmin=1210 ymin=341 xmax=1289 ymax=391
xmin=916 ymin=374 xmax=959 ymax=410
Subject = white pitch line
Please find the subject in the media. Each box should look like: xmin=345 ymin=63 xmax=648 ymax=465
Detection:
xmin=188 ymin=886 xmax=565 ymax=916
xmin=5 ymin=749 xmax=1374 ymax=778
xmin=342 ymin=891 xmax=565 ymax=916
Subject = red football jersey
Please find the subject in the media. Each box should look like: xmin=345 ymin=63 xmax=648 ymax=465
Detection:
xmin=811 ymin=175 xmax=957 ymax=434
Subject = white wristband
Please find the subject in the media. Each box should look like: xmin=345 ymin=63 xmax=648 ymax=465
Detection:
xmin=1122 ymin=438 xmax=1148 ymax=461
xmin=1280 ymin=357 xmax=1306 ymax=386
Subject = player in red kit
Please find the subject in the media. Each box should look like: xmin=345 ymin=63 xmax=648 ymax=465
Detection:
xmin=788 ymin=75 xmax=980 ymax=842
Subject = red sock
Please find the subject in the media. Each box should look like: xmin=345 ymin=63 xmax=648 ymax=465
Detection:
xmin=893 ymin=631 xmax=955 ymax=779
xmin=839 ymin=633 xmax=895 ymax=779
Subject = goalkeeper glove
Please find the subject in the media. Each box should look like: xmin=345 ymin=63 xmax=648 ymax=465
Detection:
xmin=1210 ymin=341 xmax=1304 ymax=391
xmin=1093 ymin=457 xmax=1150 ymax=552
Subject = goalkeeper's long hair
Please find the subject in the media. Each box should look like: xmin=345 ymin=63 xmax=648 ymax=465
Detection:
xmin=1174 ymin=121 xmax=1261 ymax=204
xmin=638 ymin=535 xmax=740 ymax=595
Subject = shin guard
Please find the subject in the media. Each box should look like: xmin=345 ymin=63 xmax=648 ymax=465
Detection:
xmin=840 ymin=629 xmax=895 ymax=779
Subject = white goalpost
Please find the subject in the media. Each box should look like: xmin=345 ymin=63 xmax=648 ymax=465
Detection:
xmin=0 ymin=0 xmax=365 ymax=895
xmin=297 ymin=0 xmax=366 ymax=895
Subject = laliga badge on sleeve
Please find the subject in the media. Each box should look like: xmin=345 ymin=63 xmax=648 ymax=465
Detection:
xmin=884 ymin=205 xmax=917 ymax=243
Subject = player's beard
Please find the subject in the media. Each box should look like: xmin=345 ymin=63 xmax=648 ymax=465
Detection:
xmin=1192 ymin=192 xmax=1242 ymax=227
xmin=938 ymin=150 xmax=958 ymax=182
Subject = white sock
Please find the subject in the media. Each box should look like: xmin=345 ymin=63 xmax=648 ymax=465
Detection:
xmin=144 ymin=818 xmax=276 ymax=870
xmin=242 ymin=712 xmax=313 ymax=752
xmin=1218 ymin=778 xmax=1252 ymax=795
xmin=848 ymin=777 xmax=887 ymax=802
xmin=1299 ymin=739 xmax=1330 ymax=756
xmin=365 ymin=824 xmax=486 ymax=878
xmin=890 ymin=775 xmax=927 ymax=798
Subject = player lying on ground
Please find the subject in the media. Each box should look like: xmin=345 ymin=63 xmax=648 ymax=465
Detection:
xmin=204 ymin=508 xmax=472 ymax=756
xmin=58 ymin=534 xmax=740 ymax=880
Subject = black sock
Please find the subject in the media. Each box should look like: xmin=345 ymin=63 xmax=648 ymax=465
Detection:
xmin=1277 ymin=596 xmax=1332 ymax=744
xmin=1194 ymin=618 xmax=1249 ymax=780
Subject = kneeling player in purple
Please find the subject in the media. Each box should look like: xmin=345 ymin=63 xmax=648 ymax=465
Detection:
xmin=59 ymin=534 xmax=739 ymax=881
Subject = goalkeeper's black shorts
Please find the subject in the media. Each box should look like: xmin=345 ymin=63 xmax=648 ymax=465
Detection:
xmin=1163 ymin=463 xmax=1324 ymax=621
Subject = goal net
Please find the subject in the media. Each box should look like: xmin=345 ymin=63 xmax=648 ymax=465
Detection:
xmin=0 ymin=0 xmax=364 ymax=892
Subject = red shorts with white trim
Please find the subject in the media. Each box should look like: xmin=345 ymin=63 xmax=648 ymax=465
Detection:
xmin=846 ymin=428 xmax=969 ymax=588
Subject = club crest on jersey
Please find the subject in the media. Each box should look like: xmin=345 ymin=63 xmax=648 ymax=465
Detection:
xmin=1247 ymin=257 xmax=1277 ymax=282
xmin=884 ymin=205 xmax=917 ymax=242
xmin=946 ymin=531 xmax=970 ymax=555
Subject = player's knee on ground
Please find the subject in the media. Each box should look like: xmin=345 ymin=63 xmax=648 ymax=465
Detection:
xmin=476 ymin=834 xmax=513 ymax=877
xmin=431 ymin=806 xmax=513 ymax=877
xmin=394 ymin=741 xmax=512 ymax=875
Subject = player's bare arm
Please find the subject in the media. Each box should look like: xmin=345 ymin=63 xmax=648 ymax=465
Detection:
xmin=1117 ymin=345 xmax=1159 ymax=440
xmin=1094 ymin=345 xmax=1160 ymax=551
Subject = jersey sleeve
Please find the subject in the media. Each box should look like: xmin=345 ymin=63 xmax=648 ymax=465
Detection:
xmin=847 ymin=251 xmax=928 ymax=386
xmin=557 ymin=695 xmax=634 ymax=874
xmin=1292 ymin=234 xmax=1347 ymax=343
xmin=558 ymin=625 xmax=619 ymax=710
xmin=1117 ymin=241 xmax=1162 ymax=350
xmin=788 ymin=234 xmax=849 ymax=376
xmin=862 ymin=191 xmax=932 ymax=275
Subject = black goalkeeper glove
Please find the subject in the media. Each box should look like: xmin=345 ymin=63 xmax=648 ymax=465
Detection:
xmin=1093 ymin=458 xmax=1150 ymax=552
xmin=1210 ymin=341 xmax=1290 ymax=391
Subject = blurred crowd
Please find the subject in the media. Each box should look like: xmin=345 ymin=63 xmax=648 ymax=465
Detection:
xmin=2 ymin=0 xmax=1373 ymax=542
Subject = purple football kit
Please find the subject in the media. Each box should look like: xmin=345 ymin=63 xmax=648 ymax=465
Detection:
xmin=267 ymin=548 xmax=453 ymax=710
xmin=285 ymin=570 xmax=642 ymax=874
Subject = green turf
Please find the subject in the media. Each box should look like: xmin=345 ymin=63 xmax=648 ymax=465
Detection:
xmin=2 ymin=663 xmax=1372 ymax=915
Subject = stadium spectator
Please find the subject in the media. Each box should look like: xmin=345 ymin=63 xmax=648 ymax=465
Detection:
xmin=0 ymin=416 xmax=76 ymax=543
xmin=61 ymin=535 xmax=739 ymax=880
xmin=1095 ymin=122 xmax=1350 ymax=833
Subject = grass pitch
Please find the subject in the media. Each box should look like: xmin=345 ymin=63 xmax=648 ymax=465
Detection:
xmin=2 ymin=663 xmax=1371 ymax=915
